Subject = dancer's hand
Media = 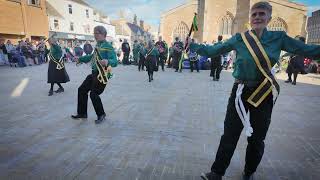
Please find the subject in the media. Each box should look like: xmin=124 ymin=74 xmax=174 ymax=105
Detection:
xmin=100 ymin=59 xmax=108 ymax=66
xmin=74 ymin=56 xmax=79 ymax=63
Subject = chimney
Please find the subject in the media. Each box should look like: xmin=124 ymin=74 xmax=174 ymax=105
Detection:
xmin=140 ymin=20 xmax=144 ymax=30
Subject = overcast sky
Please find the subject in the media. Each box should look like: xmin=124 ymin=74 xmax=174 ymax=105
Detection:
xmin=86 ymin=0 xmax=320 ymax=27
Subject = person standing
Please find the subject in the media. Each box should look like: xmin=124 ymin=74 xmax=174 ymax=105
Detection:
xmin=284 ymin=36 xmax=307 ymax=85
xmin=145 ymin=41 xmax=159 ymax=82
xmin=188 ymin=2 xmax=320 ymax=180
xmin=155 ymin=36 xmax=168 ymax=71
xmin=121 ymin=39 xmax=130 ymax=65
xmin=210 ymin=36 xmax=223 ymax=81
xmin=172 ymin=37 xmax=183 ymax=72
xmin=189 ymin=39 xmax=199 ymax=73
xmin=132 ymin=40 xmax=141 ymax=66
xmin=138 ymin=41 xmax=146 ymax=71
xmin=72 ymin=26 xmax=117 ymax=124
xmin=47 ymin=36 xmax=70 ymax=96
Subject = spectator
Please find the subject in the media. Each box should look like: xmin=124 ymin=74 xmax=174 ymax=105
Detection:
xmin=0 ymin=38 xmax=9 ymax=65
xmin=5 ymin=40 xmax=16 ymax=66
xmin=37 ymin=38 xmax=46 ymax=64
xmin=83 ymin=41 xmax=93 ymax=55
xmin=74 ymin=42 xmax=84 ymax=57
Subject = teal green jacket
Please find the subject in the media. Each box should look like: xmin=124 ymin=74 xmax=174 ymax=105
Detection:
xmin=133 ymin=43 xmax=141 ymax=55
xmin=190 ymin=29 xmax=320 ymax=81
xmin=79 ymin=40 xmax=117 ymax=71
xmin=50 ymin=44 xmax=62 ymax=60
xmin=147 ymin=46 xmax=159 ymax=57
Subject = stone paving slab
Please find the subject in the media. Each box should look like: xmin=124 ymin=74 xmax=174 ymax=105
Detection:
xmin=0 ymin=63 xmax=319 ymax=180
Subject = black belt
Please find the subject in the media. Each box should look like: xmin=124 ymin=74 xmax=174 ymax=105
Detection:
xmin=234 ymin=79 xmax=262 ymax=87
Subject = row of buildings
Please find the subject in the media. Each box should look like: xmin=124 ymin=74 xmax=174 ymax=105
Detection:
xmin=0 ymin=0 xmax=156 ymax=48
xmin=160 ymin=0 xmax=320 ymax=45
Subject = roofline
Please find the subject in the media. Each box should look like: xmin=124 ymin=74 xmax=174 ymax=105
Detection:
xmin=161 ymin=1 xmax=198 ymax=18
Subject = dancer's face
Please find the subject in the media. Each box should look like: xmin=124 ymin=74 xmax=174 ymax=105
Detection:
xmin=94 ymin=31 xmax=105 ymax=42
xmin=250 ymin=8 xmax=271 ymax=31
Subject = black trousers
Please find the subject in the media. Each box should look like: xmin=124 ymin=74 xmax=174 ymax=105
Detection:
xmin=77 ymin=73 xmax=106 ymax=117
xmin=167 ymin=54 xmax=173 ymax=68
xmin=158 ymin=54 xmax=166 ymax=71
xmin=210 ymin=60 xmax=222 ymax=79
xmin=146 ymin=55 xmax=157 ymax=79
xmin=190 ymin=60 xmax=199 ymax=72
xmin=173 ymin=52 xmax=182 ymax=71
xmin=122 ymin=52 xmax=130 ymax=65
xmin=211 ymin=83 xmax=273 ymax=176
xmin=138 ymin=54 xmax=145 ymax=71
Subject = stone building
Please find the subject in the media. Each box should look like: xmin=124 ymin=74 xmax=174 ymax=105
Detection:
xmin=160 ymin=0 xmax=307 ymax=45
xmin=0 ymin=0 xmax=49 ymax=43
xmin=307 ymin=10 xmax=320 ymax=45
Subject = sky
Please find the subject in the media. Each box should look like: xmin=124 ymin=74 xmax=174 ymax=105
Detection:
xmin=86 ymin=0 xmax=320 ymax=28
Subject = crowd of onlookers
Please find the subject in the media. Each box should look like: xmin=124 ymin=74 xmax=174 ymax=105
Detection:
xmin=0 ymin=38 xmax=49 ymax=67
xmin=0 ymin=37 xmax=96 ymax=67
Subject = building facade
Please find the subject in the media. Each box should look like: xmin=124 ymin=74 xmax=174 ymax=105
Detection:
xmin=160 ymin=0 xmax=308 ymax=45
xmin=93 ymin=10 xmax=116 ymax=42
xmin=0 ymin=0 xmax=49 ymax=43
xmin=307 ymin=10 xmax=320 ymax=45
xmin=46 ymin=0 xmax=95 ymax=46
xmin=112 ymin=15 xmax=153 ymax=49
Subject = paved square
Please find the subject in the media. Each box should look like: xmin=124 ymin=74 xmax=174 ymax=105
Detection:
xmin=0 ymin=63 xmax=320 ymax=180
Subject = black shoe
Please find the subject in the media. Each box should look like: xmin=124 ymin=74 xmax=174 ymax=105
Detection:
xmin=149 ymin=79 xmax=151 ymax=82
xmin=175 ymin=70 xmax=178 ymax=72
xmin=71 ymin=114 xmax=87 ymax=119
xmin=213 ymin=77 xmax=216 ymax=81
xmin=292 ymin=81 xmax=296 ymax=85
xmin=55 ymin=87 xmax=64 ymax=93
xmin=48 ymin=90 xmax=53 ymax=96
xmin=95 ymin=114 xmax=106 ymax=124
xmin=285 ymin=79 xmax=292 ymax=83
xmin=242 ymin=173 xmax=254 ymax=180
xmin=200 ymin=172 xmax=222 ymax=180
xmin=151 ymin=77 xmax=153 ymax=81
xmin=216 ymin=79 xmax=219 ymax=81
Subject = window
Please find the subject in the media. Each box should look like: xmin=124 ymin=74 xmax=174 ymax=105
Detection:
xmin=86 ymin=9 xmax=89 ymax=18
xmin=267 ymin=17 xmax=288 ymax=32
xmin=28 ymin=0 xmax=40 ymax=6
xmin=83 ymin=24 xmax=90 ymax=33
xmin=218 ymin=13 xmax=234 ymax=35
xmin=70 ymin=22 xmax=74 ymax=31
xmin=172 ymin=22 xmax=189 ymax=43
xmin=68 ymin=4 xmax=72 ymax=14
xmin=54 ymin=19 xmax=59 ymax=30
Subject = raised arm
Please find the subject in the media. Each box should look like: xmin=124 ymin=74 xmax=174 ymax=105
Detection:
xmin=281 ymin=33 xmax=320 ymax=59
xmin=79 ymin=54 xmax=93 ymax=63
xmin=190 ymin=35 xmax=237 ymax=57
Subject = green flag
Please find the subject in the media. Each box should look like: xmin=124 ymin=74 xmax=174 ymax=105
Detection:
xmin=192 ymin=14 xmax=198 ymax=32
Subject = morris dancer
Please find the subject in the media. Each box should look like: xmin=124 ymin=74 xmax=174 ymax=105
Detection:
xmin=189 ymin=2 xmax=320 ymax=180
xmin=72 ymin=26 xmax=117 ymax=124
xmin=47 ymin=36 xmax=70 ymax=96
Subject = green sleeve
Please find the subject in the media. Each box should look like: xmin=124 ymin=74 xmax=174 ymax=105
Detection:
xmin=107 ymin=49 xmax=117 ymax=67
xmin=100 ymin=42 xmax=118 ymax=67
xmin=190 ymin=35 xmax=236 ymax=57
xmin=79 ymin=54 xmax=93 ymax=63
xmin=281 ymin=32 xmax=320 ymax=59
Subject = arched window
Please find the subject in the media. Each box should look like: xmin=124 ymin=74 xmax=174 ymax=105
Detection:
xmin=267 ymin=17 xmax=288 ymax=32
xmin=218 ymin=12 xmax=234 ymax=35
xmin=172 ymin=21 xmax=189 ymax=42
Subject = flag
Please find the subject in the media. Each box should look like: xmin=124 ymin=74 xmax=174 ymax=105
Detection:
xmin=191 ymin=13 xmax=198 ymax=32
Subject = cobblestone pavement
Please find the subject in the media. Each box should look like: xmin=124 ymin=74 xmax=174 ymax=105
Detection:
xmin=0 ymin=63 xmax=319 ymax=180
